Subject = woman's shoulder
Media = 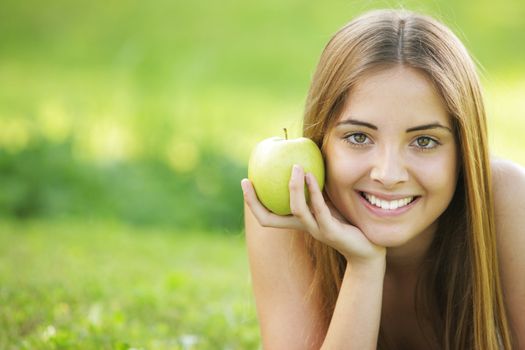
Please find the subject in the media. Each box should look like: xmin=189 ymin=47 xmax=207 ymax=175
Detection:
xmin=491 ymin=157 xmax=525 ymax=205
xmin=491 ymin=157 xmax=525 ymax=223
xmin=491 ymin=158 xmax=525 ymax=345
xmin=491 ymin=157 xmax=525 ymax=181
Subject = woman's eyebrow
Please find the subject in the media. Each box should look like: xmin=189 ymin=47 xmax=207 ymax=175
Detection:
xmin=406 ymin=123 xmax=452 ymax=133
xmin=336 ymin=118 xmax=452 ymax=133
xmin=336 ymin=118 xmax=378 ymax=130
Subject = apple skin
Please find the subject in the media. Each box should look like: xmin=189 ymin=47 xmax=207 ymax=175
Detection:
xmin=248 ymin=135 xmax=325 ymax=215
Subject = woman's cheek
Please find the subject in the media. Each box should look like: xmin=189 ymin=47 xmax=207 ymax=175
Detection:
xmin=325 ymin=156 xmax=365 ymax=206
xmin=411 ymin=153 xmax=458 ymax=191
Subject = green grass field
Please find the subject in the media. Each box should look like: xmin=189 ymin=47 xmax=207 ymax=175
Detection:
xmin=0 ymin=220 xmax=259 ymax=349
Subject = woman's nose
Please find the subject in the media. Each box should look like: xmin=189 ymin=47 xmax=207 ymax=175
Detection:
xmin=370 ymin=148 xmax=409 ymax=188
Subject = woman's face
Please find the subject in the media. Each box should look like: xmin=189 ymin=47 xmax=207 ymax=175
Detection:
xmin=324 ymin=66 xmax=458 ymax=249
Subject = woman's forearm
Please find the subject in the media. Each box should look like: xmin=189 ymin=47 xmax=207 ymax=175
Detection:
xmin=321 ymin=259 xmax=386 ymax=350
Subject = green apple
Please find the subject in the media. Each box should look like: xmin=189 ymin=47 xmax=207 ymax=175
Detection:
xmin=248 ymin=129 xmax=325 ymax=215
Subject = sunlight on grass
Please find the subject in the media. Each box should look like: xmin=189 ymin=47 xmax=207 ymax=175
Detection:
xmin=0 ymin=220 xmax=259 ymax=349
xmin=82 ymin=118 xmax=136 ymax=163
xmin=165 ymin=138 xmax=200 ymax=173
xmin=0 ymin=117 xmax=31 ymax=153
xmin=38 ymin=100 xmax=72 ymax=144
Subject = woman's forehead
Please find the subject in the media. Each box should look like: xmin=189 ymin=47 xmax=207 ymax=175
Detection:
xmin=337 ymin=66 xmax=451 ymax=128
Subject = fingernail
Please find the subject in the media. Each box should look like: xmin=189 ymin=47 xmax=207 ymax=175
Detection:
xmin=307 ymin=173 xmax=317 ymax=187
xmin=240 ymin=179 xmax=248 ymax=193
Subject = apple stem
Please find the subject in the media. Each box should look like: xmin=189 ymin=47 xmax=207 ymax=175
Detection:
xmin=283 ymin=128 xmax=288 ymax=140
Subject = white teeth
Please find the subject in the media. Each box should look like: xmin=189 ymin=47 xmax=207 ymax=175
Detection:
xmin=364 ymin=193 xmax=415 ymax=210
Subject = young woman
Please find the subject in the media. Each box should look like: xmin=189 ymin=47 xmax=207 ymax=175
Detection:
xmin=240 ymin=9 xmax=525 ymax=350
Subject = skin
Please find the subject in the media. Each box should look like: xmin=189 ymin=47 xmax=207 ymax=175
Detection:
xmin=241 ymin=66 xmax=525 ymax=349
xmin=492 ymin=158 xmax=525 ymax=349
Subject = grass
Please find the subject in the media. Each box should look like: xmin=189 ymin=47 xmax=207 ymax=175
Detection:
xmin=0 ymin=220 xmax=259 ymax=349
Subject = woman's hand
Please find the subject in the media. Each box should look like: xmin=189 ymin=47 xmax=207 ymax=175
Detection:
xmin=241 ymin=164 xmax=385 ymax=264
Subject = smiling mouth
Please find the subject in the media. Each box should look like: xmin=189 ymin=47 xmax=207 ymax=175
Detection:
xmin=360 ymin=192 xmax=419 ymax=210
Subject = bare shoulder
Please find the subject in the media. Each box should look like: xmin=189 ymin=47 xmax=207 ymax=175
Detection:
xmin=492 ymin=158 xmax=525 ymax=216
xmin=244 ymin=204 xmax=324 ymax=349
xmin=491 ymin=158 xmax=525 ymax=241
xmin=492 ymin=157 xmax=525 ymax=193
xmin=491 ymin=158 xmax=525 ymax=346
xmin=491 ymin=157 xmax=525 ymax=249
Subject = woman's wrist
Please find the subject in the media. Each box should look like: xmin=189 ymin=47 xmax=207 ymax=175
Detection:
xmin=345 ymin=250 xmax=387 ymax=279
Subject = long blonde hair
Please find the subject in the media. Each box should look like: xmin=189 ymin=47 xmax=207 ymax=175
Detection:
xmin=302 ymin=9 xmax=512 ymax=349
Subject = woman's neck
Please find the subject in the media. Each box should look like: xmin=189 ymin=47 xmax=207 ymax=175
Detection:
xmin=385 ymin=221 xmax=437 ymax=280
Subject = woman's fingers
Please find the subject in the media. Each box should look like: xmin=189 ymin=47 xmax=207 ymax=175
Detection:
xmin=305 ymin=173 xmax=333 ymax=225
xmin=241 ymin=178 xmax=302 ymax=230
xmin=323 ymin=191 xmax=348 ymax=224
xmin=305 ymin=172 xmax=342 ymax=243
xmin=288 ymin=165 xmax=319 ymax=234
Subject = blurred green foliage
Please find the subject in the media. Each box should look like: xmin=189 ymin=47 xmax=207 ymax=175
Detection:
xmin=1 ymin=0 xmax=524 ymax=230
xmin=0 ymin=140 xmax=244 ymax=229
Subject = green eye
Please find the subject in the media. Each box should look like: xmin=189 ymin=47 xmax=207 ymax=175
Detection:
xmin=352 ymin=133 xmax=367 ymax=143
xmin=414 ymin=136 xmax=439 ymax=149
xmin=417 ymin=137 xmax=431 ymax=147
xmin=345 ymin=133 xmax=371 ymax=145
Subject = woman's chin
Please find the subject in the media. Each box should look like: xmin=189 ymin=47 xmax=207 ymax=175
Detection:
xmin=359 ymin=223 xmax=417 ymax=248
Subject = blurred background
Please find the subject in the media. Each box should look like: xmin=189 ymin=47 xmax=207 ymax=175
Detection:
xmin=1 ymin=0 xmax=524 ymax=348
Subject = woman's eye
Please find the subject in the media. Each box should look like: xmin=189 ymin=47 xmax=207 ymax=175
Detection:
xmin=345 ymin=133 xmax=371 ymax=145
xmin=413 ymin=136 xmax=439 ymax=149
